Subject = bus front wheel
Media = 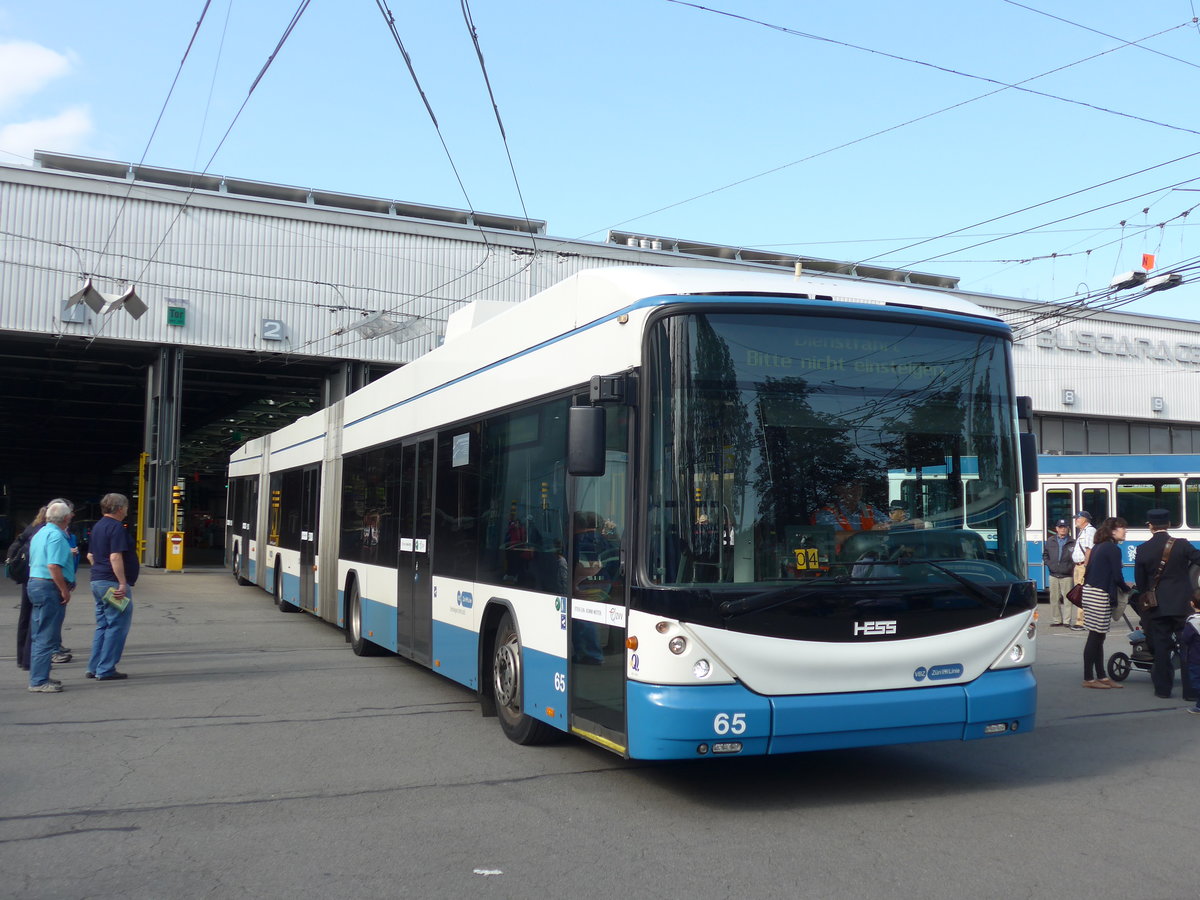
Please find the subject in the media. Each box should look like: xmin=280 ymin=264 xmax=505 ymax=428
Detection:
xmin=491 ymin=611 xmax=558 ymax=745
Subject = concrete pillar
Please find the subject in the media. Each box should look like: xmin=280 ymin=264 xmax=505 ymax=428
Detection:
xmin=142 ymin=346 xmax=183 ymax=566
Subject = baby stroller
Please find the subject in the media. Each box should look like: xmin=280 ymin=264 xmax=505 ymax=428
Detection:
xmin=1106 ymin=612 xmax=1180 ymax=682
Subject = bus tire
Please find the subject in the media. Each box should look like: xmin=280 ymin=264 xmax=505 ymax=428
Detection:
xmin=231 ymin=544 xmax=251 ymax=586
xmin=491 ymin=611 xmax=558 ymax=745
xmin=276 ymin=563 xmax=298 ymax=613
xmin=346 ymin=581 xmax=380 ymax=656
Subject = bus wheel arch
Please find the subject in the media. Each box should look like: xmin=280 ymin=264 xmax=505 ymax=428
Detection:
xmin=488 ymin=607 xmax=559 ymax=745
xmin=477 ymin=603 xmax=509 ymax=718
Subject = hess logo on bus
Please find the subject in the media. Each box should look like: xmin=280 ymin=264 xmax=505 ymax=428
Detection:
xmin=853 ymin=620 xmax=897 ymax=636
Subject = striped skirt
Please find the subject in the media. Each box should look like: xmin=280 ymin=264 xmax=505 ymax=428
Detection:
xmin=1081 ymin=584 xmax=1112 ymax=633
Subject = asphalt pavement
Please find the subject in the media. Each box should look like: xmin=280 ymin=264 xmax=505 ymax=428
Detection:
xmin=2 ymin=568 xmax=1196 ymax=900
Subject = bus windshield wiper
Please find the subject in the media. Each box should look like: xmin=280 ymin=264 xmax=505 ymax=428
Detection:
xmin=895 ymin=557 xmax=1008 ymax=610
xmin=719 ymin=584 xmax=827 ymax=618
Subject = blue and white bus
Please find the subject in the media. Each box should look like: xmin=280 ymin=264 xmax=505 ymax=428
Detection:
xmin=1027 ymin=454 xmax=1200 ymax=588
xmin=227 ymin=266 xmax=1038 ymax=759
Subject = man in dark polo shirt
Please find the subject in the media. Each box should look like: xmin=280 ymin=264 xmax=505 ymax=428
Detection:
xmin=87 ymin=492 xmax=139 ymax=681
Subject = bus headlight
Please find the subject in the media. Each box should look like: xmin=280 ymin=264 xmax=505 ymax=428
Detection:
xmin=1008 ymin=644 xmax=1025 ymax=663
xmin=669 ymin=636 xmax=687 ymax=655
xmin=692 ymin=659 xmax=711 ymax=678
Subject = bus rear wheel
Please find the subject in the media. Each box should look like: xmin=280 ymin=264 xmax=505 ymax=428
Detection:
xmin=347 ymin=582 xmax=380 ymax=656
xmin=231 ymin=545 xmax=251 ymax=586
xmin=492 ymin=611 xmax=558 ymax=745
xmin=275 ymin=563 xmax=298 ymax=612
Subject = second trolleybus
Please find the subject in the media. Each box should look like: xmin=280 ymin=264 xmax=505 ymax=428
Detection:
xmin=227 ymin=266 xmax=1039 ymax=759
xmin=1026 ymin=454 xmax=1200 ymax=588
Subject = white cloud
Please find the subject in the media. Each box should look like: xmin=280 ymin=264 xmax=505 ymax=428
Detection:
xmin=0 ymin=40 xmax=75 ymax=111
xmin=0 ymin=106 xmax=92 ymax=159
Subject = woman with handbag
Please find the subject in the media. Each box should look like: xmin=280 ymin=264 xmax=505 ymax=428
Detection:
xmin=1081 ymin=517 xmax=1129 ymax=689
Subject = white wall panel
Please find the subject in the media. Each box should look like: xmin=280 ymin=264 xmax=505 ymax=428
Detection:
xmin=978 ymin=299 xmax=1200 ymax=425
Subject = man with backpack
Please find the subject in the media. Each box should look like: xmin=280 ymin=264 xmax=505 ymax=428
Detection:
xmin=6 ymin=507 xmax=45 ymax=671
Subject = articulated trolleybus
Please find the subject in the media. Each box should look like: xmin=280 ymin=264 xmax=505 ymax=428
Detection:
xmin=227 ymin=267 xmax=1038 ymax=760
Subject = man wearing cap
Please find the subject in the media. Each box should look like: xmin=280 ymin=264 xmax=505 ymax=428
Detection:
xmin=1043 ymin=518 xmax=1076 ymax=628
xmin=1133 ymin=508 xmax=1200 ymax=701
xmin=887 ymin=499 xmax=922 ymax=531
xmin=1069 ymin=511 xmax=1096 ymax=631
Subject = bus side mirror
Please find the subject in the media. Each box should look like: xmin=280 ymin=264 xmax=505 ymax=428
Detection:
xmin=1019 ymin=432 xmax=1038 ymax=494
xmin=1016 ymin=395 xmax=1033 ymax=424
xmin=568 ymin=406 xmax=606 ymax=476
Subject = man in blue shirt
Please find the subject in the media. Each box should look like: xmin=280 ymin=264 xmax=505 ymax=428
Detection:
xmin=87 ymin=492 xmax=139 ymax=681
xmin=26 ymin=500 xmax=74 ymax=692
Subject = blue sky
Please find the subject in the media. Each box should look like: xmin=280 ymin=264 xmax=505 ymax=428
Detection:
xmin=3 ymin=0 xmax=1200 ymax=319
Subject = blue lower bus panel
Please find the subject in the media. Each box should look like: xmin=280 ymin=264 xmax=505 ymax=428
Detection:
xmin=626 ymin=667 xmax=1036 ymax=760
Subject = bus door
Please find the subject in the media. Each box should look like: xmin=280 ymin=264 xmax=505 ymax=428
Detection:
xmin=396 ymin=436 xmax=434 ymax=666
xmin=568 ymin=406 xmax=629 ymax=754
xmin=299 ymin=464 xmax=320 ymax=612
xmin=1038 ymin=482 xmax=1108 ymax=587
xmin=1036 ymin=484 xmax=1075 ymax=589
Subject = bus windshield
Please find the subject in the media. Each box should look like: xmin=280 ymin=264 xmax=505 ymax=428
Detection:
xmin=645 ymin=310 xmax=1024 ymax=592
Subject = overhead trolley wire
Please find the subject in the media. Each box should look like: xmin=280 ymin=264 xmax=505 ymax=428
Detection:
xmin=275 ymin=0 xmax=504 ymax=363
xmin=899 ymin=203 xmax=1199 ymax=268
xmin=852 ymin=149 xmax=1200 ymax=269
xmin=372 ymin=0 xmax=490 ymax=255
xmin=94 ymin=0 xmax=215 ymax=264
xmin=1001 ymin=242 xmax=1200 ymax=342
xmin=283 ymin=1 xmax=553 ymax=363
xmin=667 ymin=2 xmax=1200 ymax=138
xmin=460 ymin=0 xmax=539 ymax=257
xmin=1001 ymin=0 xmax=1200 ymax=70
xmin=888 ymin=174 xmax=1200 ymax=274
xmin=192 ymin=0 xmax=237 ymax=172
xmin=129 ymin=0 xmax=314 ymax=290
xmin=585 ymin=3 xmax=1195 ymax=238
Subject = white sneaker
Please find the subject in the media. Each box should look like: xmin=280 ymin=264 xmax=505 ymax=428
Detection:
xmin=28 ymin=682 xmax=63 ymax=693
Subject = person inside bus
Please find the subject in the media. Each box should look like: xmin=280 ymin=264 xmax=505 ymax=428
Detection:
xmin=812 ymin=482 xmax=889 ymax=536
xmin=886 ymin=499 xmax=925 ymax=531
xmin=571 ymin=511 xmax=619 ymax=665
xmin=1080 ymin=516 xmax=1129 ymax=690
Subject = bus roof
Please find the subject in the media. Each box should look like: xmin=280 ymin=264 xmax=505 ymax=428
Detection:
xmin=480 ymin=266 xmax=1005 ymax=333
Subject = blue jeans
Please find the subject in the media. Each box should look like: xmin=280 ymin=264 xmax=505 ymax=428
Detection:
xmin=88 ymin=580 xmax=133 ymax=677
xmin=1189 ymin=663 xmax=1200 ymax=709
xmin=27 ymin=579 xmax=66 ymax=686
